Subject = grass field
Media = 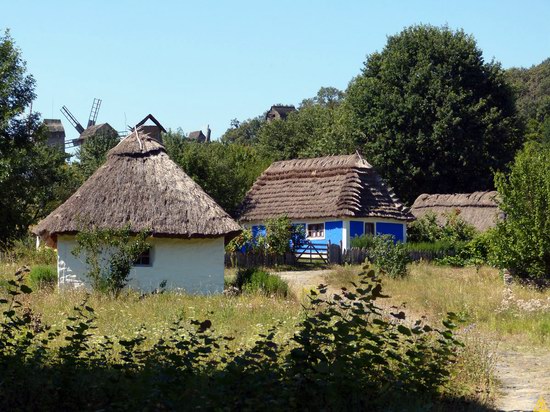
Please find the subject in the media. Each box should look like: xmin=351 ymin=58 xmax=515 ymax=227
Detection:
xmin=327 ymin=263 xmax=550 ymax=348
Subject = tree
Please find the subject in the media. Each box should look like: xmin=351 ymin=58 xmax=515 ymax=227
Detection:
xmin=256 ymin=87 xmax=350 ymax=160
xmin=0 ymin=30 xmax=68 ymax=243
xmin=76 ymin=130 xmax=120 ymax=179
xmin=344 ymin=25 xmax=523 ymax=203
xmin=491 ymin=142 xmax=550 ymax=280
xmin=220 ymin=116 xmax=264 ymax=145
xmin=506 ymin=59 xmax=550 ymax=141
xmin=164 ymin=131 xmax=271 ymax=214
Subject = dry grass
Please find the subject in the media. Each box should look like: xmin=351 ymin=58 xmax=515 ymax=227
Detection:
xmin=326 ymin=262 xmax=550 ymax=348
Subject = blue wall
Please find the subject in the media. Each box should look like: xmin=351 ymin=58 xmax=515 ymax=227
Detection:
xmin=350 ymin=221 xmax=364 ymax=239
xmin=324 ymin=221 xmax=343 ymax=246
xmin=376 ymin=222 xmax=405 ymax=242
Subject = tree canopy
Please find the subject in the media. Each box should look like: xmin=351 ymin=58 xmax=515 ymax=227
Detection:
xmin=164 ymin=130 xmax=271 ymax=215
xmin=506 ymin=59 xmax=550 ymax=142
xmin=0 ymin=31 xmax=68 ymax=243
xmin=491 ymin=141 xmax=550 ymax=280
xmin=343 ymin=25 xmax=523 ymax=203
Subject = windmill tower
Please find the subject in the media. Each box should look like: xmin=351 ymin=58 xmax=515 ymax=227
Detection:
xmin=60 ymin=98 xmax=117 ymax=148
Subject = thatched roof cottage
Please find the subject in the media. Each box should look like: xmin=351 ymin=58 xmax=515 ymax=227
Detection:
xmin=411 ymin=191 xmax=500 ymax=232
xmin=238 ymin=154 xmax=414 ymax=249
xmin=34 ymin=128 xmax=241 ymax=293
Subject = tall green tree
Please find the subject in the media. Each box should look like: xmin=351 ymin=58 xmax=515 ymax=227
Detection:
xmin=506 ymin=59 xmax=550 ymax=141
xmin=344 ymin=25 xmax=523 ymax=203
xmin=491 ymin=141 xmax=550 ymax=280
xmin=0 ymin=30 xmax=67 ymax=242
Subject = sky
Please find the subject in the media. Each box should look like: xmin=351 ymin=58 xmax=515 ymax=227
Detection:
xmin=4 ymin=0 xmax=550 ymax=143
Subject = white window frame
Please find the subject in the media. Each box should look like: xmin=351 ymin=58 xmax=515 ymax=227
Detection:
xmin=307 ymin=222 xmax=325 ymax=240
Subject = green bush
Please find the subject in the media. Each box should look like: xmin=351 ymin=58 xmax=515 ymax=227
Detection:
xmin=235 ymin=268 xmax=290 ymax=297
xmin=0 ymin=235 xmax=56 ymax=265
xmin=353 ymin=235 xmax=410 ymax=277
xmin=370 ymin=235 xmax=410 ymax=277
xmin=350 ymin=233 xmax=377 ymax=248
xmin=408 ymin=211 xmax=477 ymax=243
xmin=28 ymin=265 xmax=56 ymax=289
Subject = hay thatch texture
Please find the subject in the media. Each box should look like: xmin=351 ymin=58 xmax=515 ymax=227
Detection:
xmin=34 ymin=129 xmax=241 ymax=241
xmin=411 ymin=191 xmax=499 ymax=232
xmin=238 ymin=154 xmax=414 ymax=222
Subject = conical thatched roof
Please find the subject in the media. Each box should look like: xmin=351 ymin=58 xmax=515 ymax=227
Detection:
xmin=238 ymin=153 xmax=414 ymax=222
xmin=411 ymin=191 xmax=500 ymax=232
xmin=34 ymin=128 xmax=241 ymax=242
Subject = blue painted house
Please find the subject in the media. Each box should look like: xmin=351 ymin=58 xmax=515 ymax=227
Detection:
xmin=238 ymin=154 xmax=415 ymax=250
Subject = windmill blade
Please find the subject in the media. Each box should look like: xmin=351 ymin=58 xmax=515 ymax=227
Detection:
xmin=87 ymin=98 xmax=102 ymax=127
xmin=60 ymin=106 xmax=85 ymax=134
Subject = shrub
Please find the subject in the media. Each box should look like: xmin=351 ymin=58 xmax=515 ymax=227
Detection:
xmin=408 ymin=210 xmax=477 ymax=243
xmin=71 ymin=225 xmax=150 ymax=296
xmin=491 ymin=141 xmax=550 ymax=280
xmin=235 ymin=268 xmax=290 ymax=297
xmin=28 ymin=265 xmax=56 ymax=289
xmin=353 ymin=234 xmax=410 ymax=277
xmin=370 ymin=235 xmax=410 ymax=277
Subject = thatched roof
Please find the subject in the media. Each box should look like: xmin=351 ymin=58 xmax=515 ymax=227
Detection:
xmin=411 ymin=191 xmax=499 ymax=232
xmin=34 ymin=128 xmax=241 ymax=242
xmin=238 ymin=154 xmax=414 ymax=222
xmin=266 ymin=105 xmax=296 ymax=121
xmin=76 ymin=123 xmax=118 ymax=142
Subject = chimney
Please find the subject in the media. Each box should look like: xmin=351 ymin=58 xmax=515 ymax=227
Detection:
xmin=206 ymin=125 xmax=211 ymax=142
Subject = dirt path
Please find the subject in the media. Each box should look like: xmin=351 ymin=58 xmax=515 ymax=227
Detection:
xmin=495 ymin=347 xmax=550 ymax=411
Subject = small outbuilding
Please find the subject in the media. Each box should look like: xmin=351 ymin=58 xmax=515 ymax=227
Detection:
xmin=238 ymin=154 xmax=414 ymax=249
xmin=33 ymin=127 xmax=241 ymax=293
xmin=411 ymin=191 xmax=500 ymax=232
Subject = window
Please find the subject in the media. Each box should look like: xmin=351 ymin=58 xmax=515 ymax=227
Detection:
xmin=365 ymin=222 xmax=375 ymax=236
xmin=307 ymin=223 xmax=325 ymax=239
xmin=134 ymin=247 xmax=152 ymax=266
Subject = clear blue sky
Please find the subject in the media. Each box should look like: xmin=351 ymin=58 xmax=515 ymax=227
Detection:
xmin=4 ymin=0 xmax=550 ymax=141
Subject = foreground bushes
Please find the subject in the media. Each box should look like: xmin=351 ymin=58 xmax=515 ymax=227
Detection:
xmin=0 ymin=266 xmax=463 ymax=411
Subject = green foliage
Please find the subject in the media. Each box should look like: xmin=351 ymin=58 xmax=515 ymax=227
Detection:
xmin=234 ymin=268 xmax=290 ymax=297
xmin=344 ymin=24 xmax=523 ymax=203
xmin=370 ymin=235 xmax=411 ymax=278
xmin=352 ymin=235 xmax=410 ymax=277
xmin=491 ymin=141 xmax=550 ymax=279
xmin=164 ymin=131 xmax=271 ymax=214
xmin=506 ymin=58 xmax=550 ymax=141
xmin=408 ymin=211 xmax=477 ymax=243
xmin=75 ymin=130 xmax=120 ymax=179
xmin=0 ymin=31 xmax=70 ymax=243
xmin=28 ymin=265 xmax=56 ymax=289
xmin=0 ymin=235 xmax=56 ymax=265
xmin=0 ymin=266 xmax=463 ymax=410
xmin=264 ymin=215 xmax=305 ymax=255
xmin=71 ymin=225 xmax=150 ymax=296
xmin=221 ymin=116 xmax=264 ymax=145
xmin=350 ymin=233 xmax=377 ymax=249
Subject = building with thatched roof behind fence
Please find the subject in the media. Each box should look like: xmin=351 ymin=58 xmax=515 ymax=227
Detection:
xmin=411 ymin=191 xmax=500 ymax=232
xmin=238 ymin=153 xmax=414 ymax=249
xmin=33 ymin=126 xmax=241 ymax=294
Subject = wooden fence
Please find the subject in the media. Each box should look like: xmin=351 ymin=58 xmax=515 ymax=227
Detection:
xmin=224 ymin=243 xmax=452 ymax=268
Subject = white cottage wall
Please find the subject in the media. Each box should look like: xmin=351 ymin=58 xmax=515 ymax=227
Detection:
xmin=56 ymin=235 xmax=225 ymax=294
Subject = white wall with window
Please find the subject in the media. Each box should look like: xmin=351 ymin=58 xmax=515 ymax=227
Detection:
xmin=56 ymin=236 xmax=225 ymax=294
